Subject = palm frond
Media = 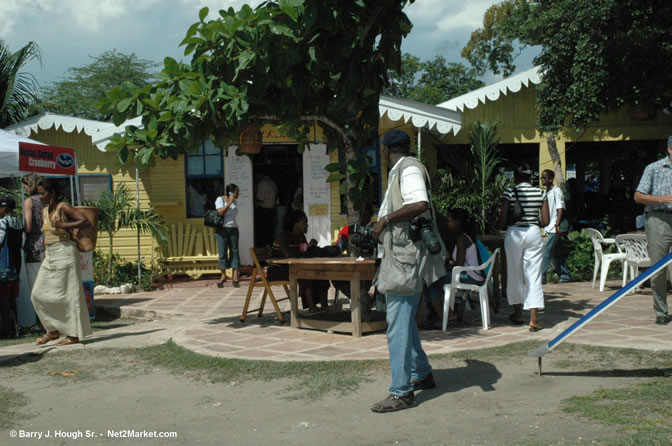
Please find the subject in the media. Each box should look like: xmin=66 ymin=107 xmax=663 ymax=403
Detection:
xmin=0 ymin=39 xmax=42 ymax=126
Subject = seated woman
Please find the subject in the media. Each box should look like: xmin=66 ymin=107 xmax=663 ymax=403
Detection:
xmin=425 ymin=208 xmax=484 ymax=328
xmin=267 ymin=210 xmax=329 ymax=312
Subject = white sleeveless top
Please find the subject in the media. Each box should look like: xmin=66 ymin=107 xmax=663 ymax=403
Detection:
xmin=452 ymin=234 xmax=483 ymax=282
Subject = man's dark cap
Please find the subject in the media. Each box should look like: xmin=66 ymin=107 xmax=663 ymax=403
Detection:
xmin=0 ymin=196 xmax=16 ymax=210
xmin=382 ymin=129 xmax=410 ymax=148
xmin=667 ymin=135 xmax=672 ymax=147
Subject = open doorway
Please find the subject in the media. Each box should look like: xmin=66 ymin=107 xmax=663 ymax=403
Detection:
xmin=251 ymin=144 xmax=301 ymax=247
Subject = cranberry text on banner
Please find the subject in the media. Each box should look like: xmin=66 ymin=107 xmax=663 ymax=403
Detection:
xmin=19 ymin=142 xmax=77 ymax=175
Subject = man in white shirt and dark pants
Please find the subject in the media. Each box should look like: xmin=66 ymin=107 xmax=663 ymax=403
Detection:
xmin=370 ymin=130 xmax=445 ymax=413
xmin=541 ymin=169 xmax=571 ymax=283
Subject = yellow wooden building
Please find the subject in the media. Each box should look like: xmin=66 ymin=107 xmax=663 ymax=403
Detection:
xmin=437 ymin=66 xmax=672 ymax=201
xmin=5 ymin=98 xmax=461 ymax=276
xmin=436 ymin=66 xmax=672 ymax=233
xmin=8 ymin=67 xmax=667 ymax=277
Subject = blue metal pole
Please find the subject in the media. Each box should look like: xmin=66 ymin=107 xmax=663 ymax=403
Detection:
xmin=529 ymin=251 xmax=672 ymax=359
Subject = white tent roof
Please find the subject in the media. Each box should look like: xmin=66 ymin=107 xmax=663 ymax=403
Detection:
xmin=437 ymin=66 xmax=542 ymax=112
xmin=5 ymin=113 xmax=115 ymax=152
xmin=0 ymin=128 xmax=45 ymax=178
xmin=379 ymin=94 xmax=461 ymax=135
xmin=91 ymin=116 xmax=143 ymax=151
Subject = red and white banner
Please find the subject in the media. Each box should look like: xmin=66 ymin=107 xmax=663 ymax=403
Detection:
xmin=19 ymin=142 xmax=77 ymax=175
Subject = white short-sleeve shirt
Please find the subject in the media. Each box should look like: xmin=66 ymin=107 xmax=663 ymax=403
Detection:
xmin=215 ymin=196 xmax=239 ymax=228
xmin=378 ymin=156 xmax=428 ymax=219
xmin=544 ymin=186 xmax=565 ymax=233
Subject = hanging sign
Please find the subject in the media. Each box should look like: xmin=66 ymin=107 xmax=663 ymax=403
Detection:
xmin=19 ymin=142 xmax=77 ymax=175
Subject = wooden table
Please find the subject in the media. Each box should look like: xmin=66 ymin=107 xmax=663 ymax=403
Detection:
xmin=269 ymin=257 xmax=386 ymax=337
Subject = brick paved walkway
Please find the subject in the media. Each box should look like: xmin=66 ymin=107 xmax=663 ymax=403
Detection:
xmin=2 ymin=279 xmax=670 ymax=362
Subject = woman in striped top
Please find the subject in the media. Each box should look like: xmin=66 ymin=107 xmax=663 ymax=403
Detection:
xmin=496 ymin=164 xmax=550 ymax=332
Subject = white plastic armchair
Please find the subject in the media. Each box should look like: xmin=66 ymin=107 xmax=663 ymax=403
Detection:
xmin=586 ymin=228 xmax=626 ymax=292
xmin=614 ymin=233 xmax=650 ymax=291
xmin=613 ymin=233 xmax=672 ymax=291
xmin=442 ymin=248 xmax=500 ymax=331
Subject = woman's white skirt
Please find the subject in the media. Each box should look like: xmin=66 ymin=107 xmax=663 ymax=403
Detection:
xmin=30 ymin=241 xmax=92 ymax=338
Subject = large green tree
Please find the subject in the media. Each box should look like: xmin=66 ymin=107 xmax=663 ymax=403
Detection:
xmin=385 ymin=53 xmax=484 ymax=105
xmin=462 ymin=0 xmax=672 ymax=185
xmin=42 ymin=50 xmax=159 ymax=121
xmin=0 ymin=40 xmax=41 ymax=127
xmin=100 ymin=0 xmax=415 ymax=221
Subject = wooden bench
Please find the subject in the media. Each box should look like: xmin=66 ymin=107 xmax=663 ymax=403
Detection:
xmin=157 ymin=222 xmax=220 ymax=278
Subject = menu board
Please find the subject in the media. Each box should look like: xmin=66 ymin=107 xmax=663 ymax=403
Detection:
xmin=224 ymin=147 xmax=254 ymax=265
xmin=303 ymin=144 xmax=331 ymax=245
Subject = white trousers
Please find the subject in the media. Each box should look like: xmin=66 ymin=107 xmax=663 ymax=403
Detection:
xmin=504 ymin=225 xmax=545 ymax=310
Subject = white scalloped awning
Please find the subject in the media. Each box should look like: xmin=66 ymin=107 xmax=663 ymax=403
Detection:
xmin=438 ymin=66 xmax=542 ymax=112
xmin=4 ymin=113 xmax=115 ymax=151
xmin=91 ymin=117 xmax=143 ymax=151
xmin=379 ymin=94 xmax=461 ymax=135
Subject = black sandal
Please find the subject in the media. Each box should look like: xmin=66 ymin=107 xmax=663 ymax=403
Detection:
xmin=371 ymin=393 xmax=416 ymax=413
xmin=508 ymin=314 xmax=524 ymax=326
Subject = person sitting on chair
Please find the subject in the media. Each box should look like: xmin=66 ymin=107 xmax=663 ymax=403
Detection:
xmin=424 ymin=209 xmax=484 ymax=329
xmin=267 ymin=210 xmax=329 ymax=312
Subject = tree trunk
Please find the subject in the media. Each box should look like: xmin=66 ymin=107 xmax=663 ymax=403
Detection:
xmin=546 ymin=133 xmax=565 ymax=187
xmin=342 ymin=141 xmax=359 ymax=225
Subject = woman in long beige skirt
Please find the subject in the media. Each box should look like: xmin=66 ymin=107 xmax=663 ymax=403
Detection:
xmin=31 ymin=179 xmax=92 ymax=346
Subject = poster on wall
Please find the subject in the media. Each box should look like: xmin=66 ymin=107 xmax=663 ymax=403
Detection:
xmin=224 ymin=147 xmax=254 ymax=266
xmin=303 ymin=143 xmax=331 ymax=245
xmin=80 ymin=251 xmax=95 ymax=318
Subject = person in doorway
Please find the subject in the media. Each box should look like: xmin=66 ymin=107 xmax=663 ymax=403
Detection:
xmin=496 ymin=164 xmax=550 ymax=332
xmin=19 ymin=173 xmax=43 ymax=331
xmin=541 ymin=169 xmax=572 ymax=284
xmin=292 ymin=175 xmax=304 ymax=211
xmin=633 ymin=136 xmax=672 ymax=325
xmin=187 ymin=179 xmax=208 ymax=217
xmin=215 ymin=184 xmax=241 ymax=288
xmin=255 ymin=173 xmax=278 ymax=247
xmin=370 ymin=129 xmax=446 ymax=413
xmin=0 ymin=197 xmax=24 ymax=339
xmin=31 ymin=179 xmax=92 ymax=346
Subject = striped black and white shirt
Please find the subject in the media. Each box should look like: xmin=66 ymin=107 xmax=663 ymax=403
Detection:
xmin=502 ymin=182 xmax=546 ymax=226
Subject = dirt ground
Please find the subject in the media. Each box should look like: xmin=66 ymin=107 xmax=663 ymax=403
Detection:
xmin=1 ymin=343 xmax=667 ymax=446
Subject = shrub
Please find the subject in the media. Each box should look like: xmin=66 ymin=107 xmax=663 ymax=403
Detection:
xmin=432 ymin=121 xmax=511 ymax=234
xmin=93 ymin=250 xmax=158 ymax=292
xmin=565 ymin=229 xmax=622 ymax=281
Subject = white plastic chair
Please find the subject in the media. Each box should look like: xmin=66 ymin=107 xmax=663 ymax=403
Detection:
xmin=586 ymin=228 xmax=626 ymax=292
xmin=615 ymin=233 xmax=650 ymax=292
xmin=442 ymin=248 xmax=500 ymax=331
xmin=614 ymin=233 xmax=672 ymax=291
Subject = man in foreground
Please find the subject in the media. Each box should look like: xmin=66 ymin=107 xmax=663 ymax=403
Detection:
xmin=371 ymin=130 xmax=445 ymax=412
xmin=634 ymin=136 xmax=672 ymax=325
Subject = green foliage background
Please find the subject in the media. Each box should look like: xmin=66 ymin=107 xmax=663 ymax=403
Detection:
xmin=93 ymin=250 xmax=156 ymax=292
